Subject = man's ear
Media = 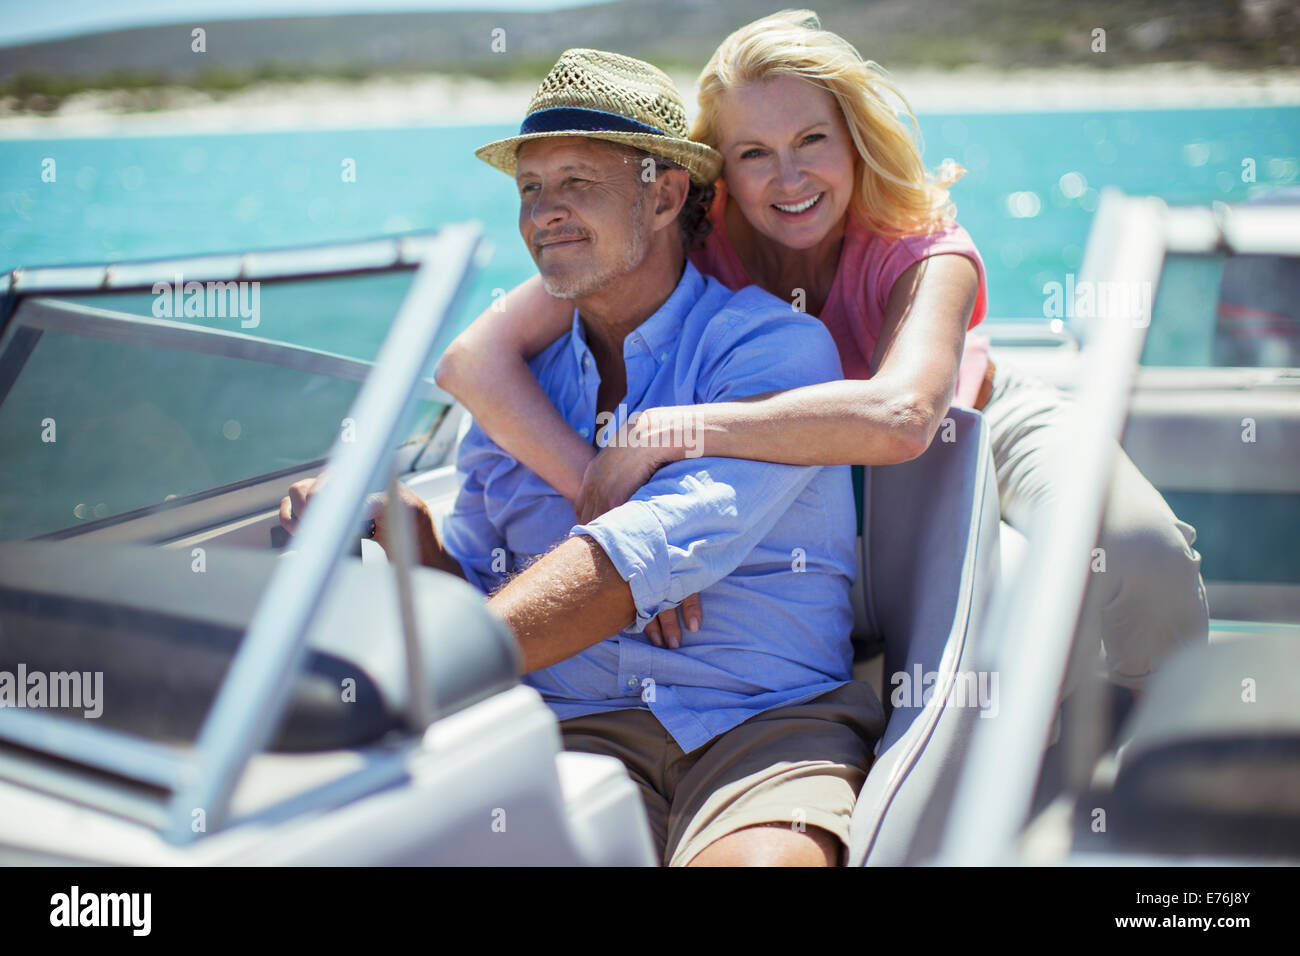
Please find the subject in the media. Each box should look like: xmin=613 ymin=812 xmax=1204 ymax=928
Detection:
xmin=651 ymin=167 xmax=690 ymax=224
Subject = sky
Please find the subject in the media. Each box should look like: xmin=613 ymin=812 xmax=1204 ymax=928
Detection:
xmin=0 ymin=0 xmax=606 ymax=47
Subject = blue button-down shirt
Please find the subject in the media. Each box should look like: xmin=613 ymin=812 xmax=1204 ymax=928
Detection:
xmin=439 ymin=261 xmax=859 ymax=753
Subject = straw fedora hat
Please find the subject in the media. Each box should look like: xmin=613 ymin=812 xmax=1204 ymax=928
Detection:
xmin=475 ymin=49 xmax=722 ymax=187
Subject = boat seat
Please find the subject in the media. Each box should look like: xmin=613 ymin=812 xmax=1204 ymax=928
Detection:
xmin=847 ymin=405 xmax=1003 ymax=866
xmin=0 ymin=542 xmax=519 ymax=752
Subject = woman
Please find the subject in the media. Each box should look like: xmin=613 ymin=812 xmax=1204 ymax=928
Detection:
xmin=436 ymin=9 xmax=1208 ymax=697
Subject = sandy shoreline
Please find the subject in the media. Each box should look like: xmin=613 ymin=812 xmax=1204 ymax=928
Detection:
xmin=2 ymin=64 xmax=1298 ymax=138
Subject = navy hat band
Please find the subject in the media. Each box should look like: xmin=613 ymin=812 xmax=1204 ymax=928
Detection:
xmin=519 ymin=107 xmax=668 ymax=138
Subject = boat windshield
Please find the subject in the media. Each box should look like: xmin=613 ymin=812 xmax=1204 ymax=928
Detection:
xmin=0 ymin=264 xmax=448 ymax=540
xmin=1144 ymin=251 xmax=1300 ymax=369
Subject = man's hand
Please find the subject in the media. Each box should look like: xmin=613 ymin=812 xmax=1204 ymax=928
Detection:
xmin=279 ymin=470 xmax=456 ymax=575
xmin=279 ymin=472 xmax=335 ymax=537
xmin=360 ymin=482 xmax=440 ymax=563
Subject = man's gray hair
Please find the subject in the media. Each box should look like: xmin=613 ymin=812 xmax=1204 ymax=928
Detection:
xmin=597 ymin=141 xmax=716 ymax=251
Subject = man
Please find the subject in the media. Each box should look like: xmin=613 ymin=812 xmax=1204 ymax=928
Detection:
xmin=282 ymin=49 xmax=884 ymax=866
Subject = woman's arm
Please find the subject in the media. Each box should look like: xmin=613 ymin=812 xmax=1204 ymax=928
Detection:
xmin=434 ymin=273 xmax=596 ymax=502
xmin=674 ymin=253 xmax=975 ymax=463
xmin=574 ymin=254 xmax=978 ymax=520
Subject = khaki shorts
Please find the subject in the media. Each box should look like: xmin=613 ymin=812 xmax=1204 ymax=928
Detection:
xmin=558 ymin=680 xmax=885 ymax=866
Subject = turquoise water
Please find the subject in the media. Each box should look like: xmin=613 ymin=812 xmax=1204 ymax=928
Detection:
xmin=0 ymin=108 xmax=1298 ymax=545
xmin=3 ymin=108 xmax=1299 ymax=326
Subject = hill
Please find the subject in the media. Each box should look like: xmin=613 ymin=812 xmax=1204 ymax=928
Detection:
xmin=1 ymin=0 xmax=1296 ymax=112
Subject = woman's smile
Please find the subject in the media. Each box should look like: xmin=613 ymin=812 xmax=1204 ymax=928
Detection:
xmin=772 ymin=192 xmax=824 ymax=217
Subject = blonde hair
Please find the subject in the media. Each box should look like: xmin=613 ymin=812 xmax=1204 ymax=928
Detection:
xmin=693 ymin=9 xmax=962 ymax=238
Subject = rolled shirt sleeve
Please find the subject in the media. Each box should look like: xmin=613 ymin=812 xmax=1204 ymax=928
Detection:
xmin=573 ymin=460 xmax=821 ymax=630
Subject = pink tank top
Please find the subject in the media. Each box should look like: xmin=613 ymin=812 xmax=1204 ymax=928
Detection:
xmin=688 ymin=180 xmax=991 ymax=408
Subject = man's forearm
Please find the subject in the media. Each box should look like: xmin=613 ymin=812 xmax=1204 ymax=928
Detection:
xmin=487 ymin=535 xmax=635 ymax=674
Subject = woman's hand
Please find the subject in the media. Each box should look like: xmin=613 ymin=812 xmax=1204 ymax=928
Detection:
xmin=574 ymin=409 xmax=702 ymax=648
xmin=574 ymin=407 xmax=686 ymax=524
xmin=574 ymin=440 xmax=665 ymax=525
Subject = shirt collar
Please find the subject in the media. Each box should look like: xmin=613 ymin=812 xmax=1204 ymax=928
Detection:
xmin=566 ymin=259 xmax=706 ymax=366
xmin=567 ymin=305 xmax=588 ymax=368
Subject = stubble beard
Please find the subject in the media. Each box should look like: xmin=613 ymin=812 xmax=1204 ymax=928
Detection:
xmin=540 ymin=188 xmax=650 ymax=300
